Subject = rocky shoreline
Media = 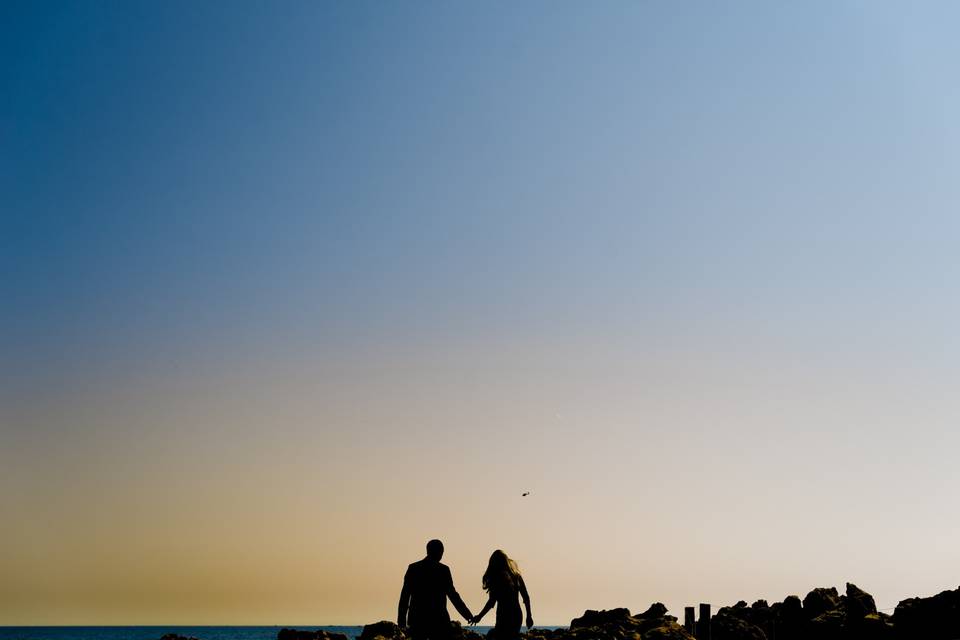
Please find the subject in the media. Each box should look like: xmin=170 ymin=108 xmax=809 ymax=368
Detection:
xmin=161 ymin=582 xmax=960 ymax=640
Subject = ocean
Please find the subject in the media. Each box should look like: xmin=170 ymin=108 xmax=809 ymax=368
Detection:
xmin=0 ymin=628 xmax=505 ymax=640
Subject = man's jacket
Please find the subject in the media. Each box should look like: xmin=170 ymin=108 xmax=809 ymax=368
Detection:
xmin=398 ymin=558 xmax=472 ymax=628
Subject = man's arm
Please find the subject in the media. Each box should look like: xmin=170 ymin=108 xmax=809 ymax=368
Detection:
xmin=445 ymin=566 xmax=474 ymax=621
xmin=398 ymin=566 xmax=412 ymax=627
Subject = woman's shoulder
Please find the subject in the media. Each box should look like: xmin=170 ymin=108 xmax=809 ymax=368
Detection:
xmin=498 ymin=574 xmax=521 ymax=592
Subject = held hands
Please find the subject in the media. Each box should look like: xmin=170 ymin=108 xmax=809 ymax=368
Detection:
xmin=526 ymin=615 xmax=534 ymax=629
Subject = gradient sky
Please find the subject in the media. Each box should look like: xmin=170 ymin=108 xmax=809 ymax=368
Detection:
xmin=3 ymin=0 xmax=960 ymax=627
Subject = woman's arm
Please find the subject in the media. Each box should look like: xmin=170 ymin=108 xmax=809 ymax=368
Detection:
xmin=471 ymin=595 xmax=496 ymax=625
xmin=519 ymin=575 xmax=533 ymax=628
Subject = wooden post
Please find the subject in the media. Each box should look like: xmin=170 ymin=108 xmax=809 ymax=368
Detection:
xmin=684 ymin=607 xmax=695 ymax=636
xmin=697 ymin=603 xmax=711 ymax=640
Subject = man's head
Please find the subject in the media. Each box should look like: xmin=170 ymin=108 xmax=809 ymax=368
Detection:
xmin=426 ymin=539 xmax=444 ymax=561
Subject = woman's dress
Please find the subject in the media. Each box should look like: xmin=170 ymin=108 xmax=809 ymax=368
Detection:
xmin=490 ymin=575 xmax=526 ymax=640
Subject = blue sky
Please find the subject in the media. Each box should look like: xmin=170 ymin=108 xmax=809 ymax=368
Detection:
xmin=6 ymin=1 xmax=960 ymax=374
xmin=3 ymin=1 xmax=960 ymax=625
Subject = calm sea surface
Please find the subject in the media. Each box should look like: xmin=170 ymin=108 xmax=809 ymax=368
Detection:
xmin=0 ymin=628 xmax=516 ymax=640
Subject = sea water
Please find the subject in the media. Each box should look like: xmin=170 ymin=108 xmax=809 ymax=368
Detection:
xmin=0 ymin=627 xmax=510 ymax=640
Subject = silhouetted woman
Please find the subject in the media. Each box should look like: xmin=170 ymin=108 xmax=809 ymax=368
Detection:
xmin=469 ymin=550 xmax=533 ymax=640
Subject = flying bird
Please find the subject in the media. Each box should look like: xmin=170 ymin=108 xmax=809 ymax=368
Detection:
xmin=522 ymin=492 xmax=530 ymax=497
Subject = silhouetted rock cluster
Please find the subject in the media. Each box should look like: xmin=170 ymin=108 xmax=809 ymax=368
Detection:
xmin=271 ymin=583 xmax=960 ymax=640
xmin=278 ymin=630 xmax=350 ymax=640
xmin=346 ymin=621 xmax=482 ymax=640
xmin=714 ymin=583 xmax=890 ymax=640
xmin=892 ymin=585 xmax=960 ymax=639
xmin=531 ymin=604 xmax=691 ymax=640
xmin=359 ymin=622 xmax=408 ymax=640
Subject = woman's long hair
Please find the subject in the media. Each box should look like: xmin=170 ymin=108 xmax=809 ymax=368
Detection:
xmin=482 ymin=549 xmax=521 ymax=593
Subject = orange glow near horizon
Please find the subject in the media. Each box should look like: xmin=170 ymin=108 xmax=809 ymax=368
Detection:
xmin=5 ymin=339 xmax=960 ymax=625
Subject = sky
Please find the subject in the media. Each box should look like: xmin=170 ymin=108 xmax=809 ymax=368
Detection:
xmin=3 ymin=0 xmax=960 ymax=627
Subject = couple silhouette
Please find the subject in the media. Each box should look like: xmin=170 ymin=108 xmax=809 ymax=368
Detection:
xmin=398 ymin=540 xmax=534 ymax=640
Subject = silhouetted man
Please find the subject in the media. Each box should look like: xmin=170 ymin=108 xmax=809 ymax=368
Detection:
xmin=398 ymin=539 xmax=474 ymax=640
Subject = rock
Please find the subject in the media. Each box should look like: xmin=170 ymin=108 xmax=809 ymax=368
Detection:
xmin=564 ymin=605 xmax=688 ymax=640
xmin=449 ymin=621 xmax=483 ymax=640
xmin=773 ymin=595 xmax=804 ymax=640
xmin=893 ymin=585 xmax=960 ymax=640
xmin=570 ymin=608 xmax=634 ymax=629
xmin=711 ymin=611 xmax=767 ymax=640
xmin=809 ymin=608 xmax=845 ymax=640
xmin=523 ymin=630 xmax=565 ymax=640
xmin=707 ymin=583 xmax=881 ymax=640
xmin=803 ymin=587 xmax=841 ymax=620
xmin=277 ymin=631 xmax=350 ymax=640
xmin=639 ymin=621 xmax=694 ymax=640
xmin=845 ymin=582 xmax=878 ymax=620
xmin=638 ymin=603 xmax=668 ymax=619
xmin=778 ymin=595 xmax=803 ymax=618
xmin=716 ymin=599 xmax=773 ymax=635
xmin=160 ymin=635 xmax=201 ymax=640
xmin=360 ymin=621 xmax=407 ymax=640
xmin=860 ymin=613 xmax=894 ymax=640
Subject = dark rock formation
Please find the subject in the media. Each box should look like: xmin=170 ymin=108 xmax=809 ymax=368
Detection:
xmin=893 ymin=585 xmax=960 ymax=640
xmin=277 ymin=629 xmax=350 ymax=640
xmin=449 ymin=621 xmax=483 ymax=640
xmin=774 ymin=595 xmax=804 ymax=640
xmin=711 ymin=610 xmax=766 ymax=640
xmin=861 ymin=613 xmax=894 ymax=640
xmin=704 ymin=582 xmax=904 ymax=640
xmin=278 ymin=631 xmax=350 ymax=640
xmin=276 ymin=582 xmax=960 ymax=640
xmin=718 ymin=600 xmax=773 ymax=633
xmin=563 ymin=605 xmax=689 ymax=640
xmin=845 ymin=582 xmax=878 ymax=620
xmin=809 ymin=608 xmax=845 ymax=640
xmin=638 ymin=603 xmax=668 ymax=619
xmin=706 ymin=583 xmax=893 ymax=640
xmin=640 ymin=625 xmax=694 ymax=640
xmin=569 ymin=607 xmax=633 ymax=630
xmin=359 ymin=622 xmax=407 ymax=640
xmin=803 ymin=587 xmax=841 ymax=620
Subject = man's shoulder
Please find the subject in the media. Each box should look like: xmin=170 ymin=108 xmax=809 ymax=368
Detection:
xmin=407 ymin=559 xmax=450 ymax=576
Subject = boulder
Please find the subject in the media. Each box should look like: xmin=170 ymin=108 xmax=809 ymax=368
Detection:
xmin=715 ymin=599 xmax=773 ymax=634
xmin=893 ymin=585 xmax=960 ymax=640
xmin=860 ymin=613 xmax=894 ymax=640
xmin=523 ymin=630 xmax=565 ymax=640
xmin=449 ymin=621 xmax=483 ymax=640
xmin=360 ymin=621 xmax=407 ymax=640
xmin=711 ymin=611 xmax=767 ymax=640
xmin=773 ymin=595 xmax=804 ymax=640
xmin=638 ymin=603 xmax=668 ymax=619
xmin=639 ymin=621 xmax=694 ymax=640
xmin=277 ymin=631 xmax=350 ymax=640
xmin=570 ymin=608 xmax=634 ymax=629
xmin=809 ymin=608 xmax=845 ymax=640
xmin=564 ymin=605 xmax=687 ymax=640
xmin=803 ymin=587 xmax=841 ymax=620
xmin=845 ymin=582 xmax=878 ymax=621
